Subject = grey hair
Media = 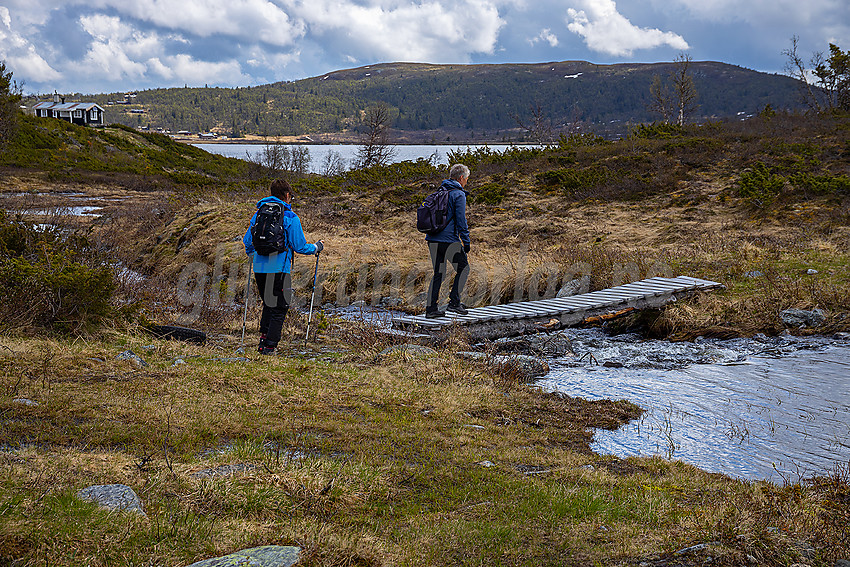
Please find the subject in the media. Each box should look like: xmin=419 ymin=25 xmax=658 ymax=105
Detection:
xmin=449 ymin=163 xmax=470 ymax=181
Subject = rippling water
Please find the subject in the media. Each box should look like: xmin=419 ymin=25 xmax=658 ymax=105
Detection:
xmin=536 ymin=330 xmax=850 ymax=483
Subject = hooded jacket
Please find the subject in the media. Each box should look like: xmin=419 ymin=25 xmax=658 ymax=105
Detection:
xmin=424 ymin=179 xmax=470 ymax=245
xmin=243 ymin=196 xmax=317 ymax=273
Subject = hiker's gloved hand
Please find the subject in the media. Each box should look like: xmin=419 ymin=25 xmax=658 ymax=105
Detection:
xmin=463 ymin=242 xmax=470 ymax=254
xmin=315 ymin=240 xmax=324 ymax=255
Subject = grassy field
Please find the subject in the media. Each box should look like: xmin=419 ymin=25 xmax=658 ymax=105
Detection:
xmin=1 ymin=112 xmax=849 ymax=565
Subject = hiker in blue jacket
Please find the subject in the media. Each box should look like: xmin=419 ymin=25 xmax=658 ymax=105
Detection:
xmin=425 ymin=163 xmax=471 ymax=318
xmin=244 ymin=179 xmax=324 ymax=355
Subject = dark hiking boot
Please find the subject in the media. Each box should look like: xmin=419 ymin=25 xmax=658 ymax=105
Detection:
xmin=258 ymin=339 xmax=276 ymax=355
xmin=446 ymin=303 xmax=468 ymax=315
xmin=425 ymin=309 xmax=446 ymax=319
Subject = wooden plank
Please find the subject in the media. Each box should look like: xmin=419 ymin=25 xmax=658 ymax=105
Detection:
xmin=550 ymin=296 xmax=607 ymax=308
xmin=392 ymin=276 xmax=724 ymax=331
xmin=619 ymin=280 xmax=681 ymax=292
xmin=576 ymin=291 xmax=630 ymax=304
xmin=618 ymin=281 xmax=679 ymax=292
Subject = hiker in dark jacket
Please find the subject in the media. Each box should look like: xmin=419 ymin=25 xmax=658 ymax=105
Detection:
xmin=425 ymin=163 xmax=471 ymax=318
xmin=244 ymin=179 xmax=324 ymax=355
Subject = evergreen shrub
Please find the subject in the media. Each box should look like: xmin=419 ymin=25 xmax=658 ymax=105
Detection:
xmin=737 ymin=162 xmax=786 ymax=206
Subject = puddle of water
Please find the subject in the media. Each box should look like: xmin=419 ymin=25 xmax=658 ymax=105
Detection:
xmin=536 ymin=330 xmax=850 ymax=483
xmin=21 ymin=206 xmax=103 ymax=217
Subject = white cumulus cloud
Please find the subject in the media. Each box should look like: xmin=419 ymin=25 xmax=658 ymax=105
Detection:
xmin=529 ymin=28 xmax=559 ymax=47
xmin=285 ymin=0 xmax=505 ymax=62
xmin=0 ymin=6 xmax=61 ymax=83
xmin=87 ymin=0 xmax=305 ymax=47
xmin=566 ymin=0 xmax=689 ymax=56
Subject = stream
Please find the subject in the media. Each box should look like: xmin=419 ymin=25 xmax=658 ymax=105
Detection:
xmin=535 ymin=329 xmax=850 ymax=483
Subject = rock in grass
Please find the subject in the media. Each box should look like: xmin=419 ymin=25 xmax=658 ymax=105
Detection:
xmin=379 ymin=344 xmax=437 ymax=358
xmin=77 ymin=484 xmax=146 ymax=516
xmin=116 ymin=350 xmax=148 ymax=367
xmin=186 ymin=545 xmax=300 ymax=567
xmin=779 ymin=308 xmax=826 ymax=328
xmin=456 ymin=351 xmax=549 ymax=380
xmin=556 ymin=276 xmax=591 ymax=297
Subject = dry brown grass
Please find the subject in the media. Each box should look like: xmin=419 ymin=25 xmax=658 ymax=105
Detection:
xmin=1 ymin=330 xmax=848 ymax=566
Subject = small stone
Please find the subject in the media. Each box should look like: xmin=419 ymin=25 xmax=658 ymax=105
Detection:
xmin=833 ymin=560 xmax=850 ymax=567
xmin=13 ymin=398 xmax=38 ymax=406
xmin=806 ymin=269 xmax=818 ymax=275
xmin=477 ymin=460 xmax=495 ymax=467
xmin=77 ymin=484 xmax=146 ymax=516
xmin=557 ymin=275 xmax=591 ymax=298
xmin=744 ymin=270 xmax=763 ymax=278
xmin=116 ymin=350 xmax=147 ymax=367
xmin=171 ymin=358 xmax=186 ymax=367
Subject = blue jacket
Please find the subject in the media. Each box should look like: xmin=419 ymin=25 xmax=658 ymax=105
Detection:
xmin=243 ymin=196 xmax=317 ymax=273
xmin=425 ymin=179 xmax=470 ymax=245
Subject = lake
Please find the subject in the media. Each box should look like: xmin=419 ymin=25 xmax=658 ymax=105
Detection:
xmin=193 ymin=143 xmax=518 ymax=172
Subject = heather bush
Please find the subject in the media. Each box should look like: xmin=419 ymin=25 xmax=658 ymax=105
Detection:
xmin=0 ymin=212 xmax=116 ymax=334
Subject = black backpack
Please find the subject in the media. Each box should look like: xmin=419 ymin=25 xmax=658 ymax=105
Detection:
xmin=416 ymin=187 xmax=452 ymax=234
xmin=251 ymin=202 xmax=288 ymax=255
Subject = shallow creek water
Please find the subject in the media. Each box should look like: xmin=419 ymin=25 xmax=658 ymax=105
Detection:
xmin=535 ymin=329 xmax=850 ymax=483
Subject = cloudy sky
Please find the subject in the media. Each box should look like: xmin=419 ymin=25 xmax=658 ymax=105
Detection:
xmin=1 ymin=0 xmax=847 ymax=94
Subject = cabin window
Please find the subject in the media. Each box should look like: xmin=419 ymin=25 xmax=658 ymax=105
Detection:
xmin=74 ymin=110 xmax=83 ymax=118
xmin=90 ymin=109 xmax=99 ymax=121
xmin=39 ymin=109 xmax=48 ymax=117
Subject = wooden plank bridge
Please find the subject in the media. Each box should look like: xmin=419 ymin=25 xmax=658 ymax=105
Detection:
xmin=392 ymin=276 xmax=724 ymax=339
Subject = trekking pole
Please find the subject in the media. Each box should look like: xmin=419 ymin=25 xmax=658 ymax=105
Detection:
xmin=240 ymin=258 xmax=253 ymax=349
xmin=305 ymin=251 xmax=321 ymax=344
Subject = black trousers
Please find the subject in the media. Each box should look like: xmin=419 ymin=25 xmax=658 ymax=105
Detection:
xmin=254 ymin=272 xmax=292 ymax=347
xmin=427 ymin=241 xmax=469 ymax=312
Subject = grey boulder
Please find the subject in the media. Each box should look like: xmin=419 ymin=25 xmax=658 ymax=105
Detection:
xmin=780 ymin=308 xmax=826 ymax=328
xmin=186 ymin=546 xmax=300 ymax=567
xmin=456 ymin=351 xmax=549 ymax=380
xmin=77 ymin=484 xmax=145 ymax=516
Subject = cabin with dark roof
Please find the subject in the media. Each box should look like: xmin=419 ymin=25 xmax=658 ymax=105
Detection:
xmin=33 ymin=93 xmax=105 ymax=126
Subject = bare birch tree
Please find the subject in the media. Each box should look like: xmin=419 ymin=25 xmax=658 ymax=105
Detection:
xmin=513 ymin=102 xmax=555 ymax=145
xmin=355 ymin=103 xmax=396 ymax=169
xmin=647 ymin=54 xmax=698 ymax=125
xmin=671 ymin=53 xmax=699 ymax=126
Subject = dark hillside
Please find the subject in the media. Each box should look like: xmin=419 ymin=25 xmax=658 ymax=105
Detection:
xmin=84 ymin=61 xmax=806 ymax=139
